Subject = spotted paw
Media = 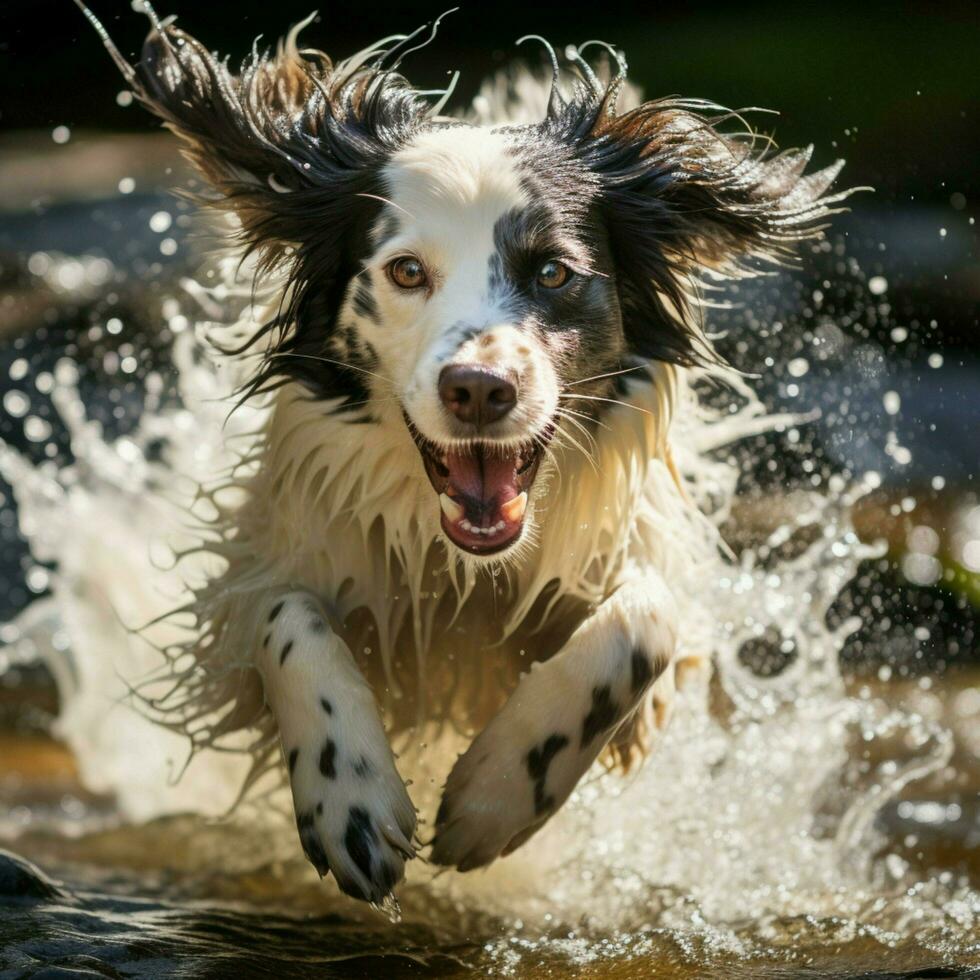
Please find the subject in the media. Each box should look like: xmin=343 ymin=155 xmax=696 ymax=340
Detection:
xmin=290 ymin=746 xmax=417 ymax=903
xmin=430 ymin=631 xmax=669 ymax=871
xmin=259 ymin=594 xmax=419 ymax=903
xmin=430 ymin=707 xmax=580 ymax=871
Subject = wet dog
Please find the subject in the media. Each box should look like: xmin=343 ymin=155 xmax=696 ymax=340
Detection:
xmin=77 ymin=4 xmax=847 ymax=904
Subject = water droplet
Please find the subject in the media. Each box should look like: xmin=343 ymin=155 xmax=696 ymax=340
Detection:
xmin=3 ymin=390 xmax=29 ymax=418
xmin=24 ymin=416 xmax=52 ymax=442
xmin=149 ymin=211 xmax=172 ymax=233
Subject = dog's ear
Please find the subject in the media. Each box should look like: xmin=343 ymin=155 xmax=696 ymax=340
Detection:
xmin=123 ymin=17 xmax=427 ymax=271
xmin=542 ymin=49 xmax=851 ymax=365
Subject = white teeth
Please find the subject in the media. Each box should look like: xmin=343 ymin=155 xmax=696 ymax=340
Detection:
xmin=444 ymin=494 xmax=525 ymax=539
xmin=500 ymin=492 xmax=528 ymax=524
xmin=440 ymin=494 xmax=464 ymax=522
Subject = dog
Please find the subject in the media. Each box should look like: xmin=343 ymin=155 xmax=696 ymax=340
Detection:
xmin=76 ymin=4 xmax=848 ymax=905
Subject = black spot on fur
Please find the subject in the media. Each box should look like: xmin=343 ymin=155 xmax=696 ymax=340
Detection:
xmin=319 ymin=739 xmax=337 ymax=779
xmin=581 ymin=684 xmax=620 ymax=748
xmin=296 ymin=811 xmax=329 ymax=876
xmin=344 ymin=806 xmax=377 ymax=883
xmin=353 ymin=756 xmax=373 ymax=778
xmin=526 ymin=733 xmax=569 ymax=815
xmin=320 ymin=697 xmax=333 ymax=715
xmin=630 ymin=648 xmax=654 ymax=695
xmin=377 ymin=861 xmax=399 ymax=895
xmin=373 ymin=211 xmax=400 ymax=247
xmin=486 ymin=251 xmax=506 ymax=296
xmin=351 ymin=278 xmax=379 ymax=323
xmin=434 ymin=321 xmax=481 ymax=363
xmin=288 ymin=747 xmax=299 ymax=775
xmin=316 ymin=802 xmax=323 ymax=816
xmin=435 ymin=797 xmax=450 ymax=827
xmin=279 ymin=640 xmax=294 ymax=665
xmin=614 ymin=355 xmax=654 ymax=397
xmin=303 ymin=599 xmax=327 ymax=633
xmin=268 ymin=601 xmax=284 ymax=623
xmin=262 ymin=632 xmax=270 ymax=649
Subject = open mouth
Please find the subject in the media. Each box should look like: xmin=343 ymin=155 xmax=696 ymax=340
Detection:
xmin=407 ymin=420 xmax=553 ymax=556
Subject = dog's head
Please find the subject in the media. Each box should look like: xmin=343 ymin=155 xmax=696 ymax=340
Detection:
xmin=108 ymin=12 xmax=846 ymax=559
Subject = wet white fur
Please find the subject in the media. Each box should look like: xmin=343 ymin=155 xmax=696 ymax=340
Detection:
xmin=255 ymin=591 xmax=415 ymax=900
xmin=364 ymin=126 xmax=560 ymax=451
xmin=161 ymin=88 xmax=710 ymax=901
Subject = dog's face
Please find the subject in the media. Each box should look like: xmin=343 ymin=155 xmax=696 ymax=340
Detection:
xmin=124 ymin=17 xmax=845 ymax=560
xmin=342 ymin=127 xmax=622 ymax=555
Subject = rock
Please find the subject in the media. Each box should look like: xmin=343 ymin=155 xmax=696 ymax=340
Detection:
xmin=0 ymin=848 xmax=65 ymax=902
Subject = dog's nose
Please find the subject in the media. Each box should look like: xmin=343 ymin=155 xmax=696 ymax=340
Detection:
xmin=439 ymin=364 xmax=517 ymax=427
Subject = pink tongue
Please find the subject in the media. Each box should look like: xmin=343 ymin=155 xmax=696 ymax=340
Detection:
xmin=446 ymin=448 xmax=518 ymax=511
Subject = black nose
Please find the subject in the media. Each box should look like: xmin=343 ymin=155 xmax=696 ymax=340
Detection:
xmin=438 ymin=364 xmax=517 ymax=427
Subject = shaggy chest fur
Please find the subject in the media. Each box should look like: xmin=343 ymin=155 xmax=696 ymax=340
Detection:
xmin=229 ymin=373 xmax=674 ymax=731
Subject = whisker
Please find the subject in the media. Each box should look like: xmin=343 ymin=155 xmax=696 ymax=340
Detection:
xmin=557 ymin=406 xmax=609 ymax=434
xmin=565 ymin=364 xmax=649 ymax=388
xmin=265 ymin=351 xmax=393 ymax=386
xmin=559 ymin=422 xmax=600 ymax=464
xmin=560 ymin=393 xmax=653 ymax=417
xmin=355 ymin=193 xmax=416 ymax=220
xmin=550 ymin=415 xmax=599 ymax=472
xmin=322 ymin=392 xmax=402 ymax=411
xmin=555 ymin=409 xmax=600 ymax=451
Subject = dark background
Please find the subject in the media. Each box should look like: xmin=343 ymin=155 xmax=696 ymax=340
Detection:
xmin=2 ymin=1 xmax=978 ymax=197
xmin=3 ymin=0 xmax=977 ymax=353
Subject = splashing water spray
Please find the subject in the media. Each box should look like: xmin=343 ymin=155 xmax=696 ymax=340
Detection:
xmin=0 ymin=4 xmax=976 ymax=973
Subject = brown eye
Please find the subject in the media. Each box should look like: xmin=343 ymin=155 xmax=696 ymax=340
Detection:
xmin=389 ymin=256 xmax=427 ymax=290
xmin=537 ymin=260 xmax=571 ymax=289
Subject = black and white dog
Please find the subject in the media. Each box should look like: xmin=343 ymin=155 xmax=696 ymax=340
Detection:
xmin=78 ymin=5 xmax=847 ymax=904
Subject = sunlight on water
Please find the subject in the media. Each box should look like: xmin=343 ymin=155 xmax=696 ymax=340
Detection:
xmin=1 ymin=242 xmax=978 ymax=973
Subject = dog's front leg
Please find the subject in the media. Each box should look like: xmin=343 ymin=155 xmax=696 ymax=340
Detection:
xmin=255 ymin=591 xmax=416 ymax=902
xmin=431 ymin=570 xmax=677 ymax=871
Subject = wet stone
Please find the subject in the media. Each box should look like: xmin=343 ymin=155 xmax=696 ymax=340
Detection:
xmin=0 ymin=849 xmax=65 ymax=903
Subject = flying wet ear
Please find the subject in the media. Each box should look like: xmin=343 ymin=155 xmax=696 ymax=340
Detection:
xmin=74 ymin=5 xmax=434 ymax=277
xmin=536 ymin=42 xmax=855 ymax=366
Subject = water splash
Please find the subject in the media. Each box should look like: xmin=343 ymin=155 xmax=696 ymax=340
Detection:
xmin=0 ymin=251 xmax=977 ymax=971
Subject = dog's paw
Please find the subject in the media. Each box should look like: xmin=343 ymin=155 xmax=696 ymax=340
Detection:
xmin=430 ymin=711 xmax=578 ymax=871
xmin=287 ymin=724 xmax=417 ymax=903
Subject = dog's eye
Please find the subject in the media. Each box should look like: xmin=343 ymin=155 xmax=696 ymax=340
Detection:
xmin=388 ymin=256 xmax=427 ymax=290
xmin=536 ymin=260 xmax=572 ymax=290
